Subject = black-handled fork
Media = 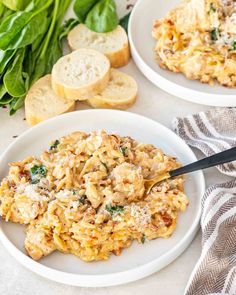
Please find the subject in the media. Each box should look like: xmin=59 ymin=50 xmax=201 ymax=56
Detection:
xmin=144 ymin=147 xmax=236 ymax=195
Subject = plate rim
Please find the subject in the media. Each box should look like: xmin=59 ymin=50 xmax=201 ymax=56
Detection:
xmin=0 ymin=109 xmax=205 ymax=287
xmin=128 ymin=0 xmax=236 ymax=107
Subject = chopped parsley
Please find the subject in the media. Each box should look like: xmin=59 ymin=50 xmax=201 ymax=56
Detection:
xmin=49 ymin=139 xmax=60 ymax=151
xmin=101 ymin=161 xmax=109 ymax=173
xmin=30 ymin=165 xmax=47 ymax=184
xmin=105 ymin=204 xmax=124 ymax=218
xmin=79 ymin=195 xmax=88 ymax=205
xmin=141 ymin=234 xmax=146 ymax=244
xmin=209 ymin=3 xmax=216 ymax=13
xmin=232 ymin=40 xmax=236 ymax=51
xmin=211 ymin=28 xmax=219 ymax=41
xmin=120 ymin=146 xmax=127 ymax=157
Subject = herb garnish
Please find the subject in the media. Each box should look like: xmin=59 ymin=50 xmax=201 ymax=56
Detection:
xmin=101 ymin=161 xmax=109 ymax=173
xmin=50 ymin=139 xmax=60 ymax=151
xmin=141 ymin=234 xmax=146 ymax=244
xmin=209 ymin=3 xmax=216 ymax=13
xmin=120 ymin=146 xmax=127 ymax=157
xmin=105 ymin=204 xmax=124 ymax=217
xmin=79 ymin=195 xmax=88 ymax=205
xmin=30 ymin=165 xmax=47 ymax=184
xmin=232 ymin=40 xmax=236 ymax=51
xmin=211 ymin=28 xmax=219 ymax=41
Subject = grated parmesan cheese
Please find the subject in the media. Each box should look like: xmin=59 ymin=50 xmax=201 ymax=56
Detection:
xmin=16 ymin=178 xmax=53 ymax=202
xmin=129 ymin=204 xmax=151 ymax=227
xmin=56 ymin=189 xmax=73 ymax=200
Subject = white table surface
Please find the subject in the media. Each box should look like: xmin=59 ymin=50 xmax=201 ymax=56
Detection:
xmin=0 ymin=1 xmax=232 ymax=293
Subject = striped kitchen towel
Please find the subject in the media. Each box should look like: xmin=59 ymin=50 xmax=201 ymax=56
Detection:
xmin=173 ymin=107 xmax=236 ymax=295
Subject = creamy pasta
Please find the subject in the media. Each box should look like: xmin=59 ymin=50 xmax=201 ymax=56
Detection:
xmin=0 ymin=131 xmax=189 ymax=262
xmin=152 ymin=0 xmax=236 ymax=87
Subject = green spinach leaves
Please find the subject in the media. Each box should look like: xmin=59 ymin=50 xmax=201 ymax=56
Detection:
xmin=0 ymin=0 xmax=75 ymax=114
xmin=30 ymin=164 xmax=47 ymax=184
xmin=74 ymin=0 xmax=118 ymax=33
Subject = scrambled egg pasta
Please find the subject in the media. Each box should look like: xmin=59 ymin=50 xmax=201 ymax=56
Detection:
xmin=0 ymin=131 xmax=189 ymax=262
xmin=152 ymin=0 xmax=236 ymax=87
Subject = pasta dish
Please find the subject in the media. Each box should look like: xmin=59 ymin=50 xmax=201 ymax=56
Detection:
xmin=152 ymin=0 xmax=236 ymax=87
xmin=0 ymin=131 xmax=189 ymax=262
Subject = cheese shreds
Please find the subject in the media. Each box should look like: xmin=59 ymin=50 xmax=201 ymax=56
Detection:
xmin=129 ymin=204 xmax=151 ymax=226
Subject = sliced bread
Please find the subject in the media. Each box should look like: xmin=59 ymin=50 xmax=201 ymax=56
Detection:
xmin=68 ymin=24 xmax=130 ymax=68
xmin=87 ymin=69 xmax=138 ymax=110
xmin=51 ymin=49 xmax=110 ymax=101
xmin=25 ymin=75 xmax=75 ymax=126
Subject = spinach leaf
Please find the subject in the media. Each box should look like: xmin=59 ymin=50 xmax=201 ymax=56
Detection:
xmin=59 ymin=18 xmax=79 ymax=41
xmin=85 ymin=0 xmax=118 ymax=33
xmin=120 ymin=146 xmax=127 ymax=157
xmin=209 ymin=3 xmax=216 ymax=13
xmin=232 ymin=40 xmax=236 ymax=51
xmin=0 ymin=0 xmax=53 ymax=51
xmin=0 ymin=49 xmax=16 ymax=74
xmin=22 ymin=71 xmax=30 ymax=91
xmin=119 ymin=12 xmax=131 ymax=33
xmin=0 ymin=3 xmax=5 ymax=18
xmin=211 ymin=28 xmax=219 ymax=41
xmin=141 ymin=234 xmax=145 ymax=244
xmin=9 ymin=96 xmax=24 ymax=115
xmin=49 ymin=139 xmax=60 ymax=150
xmin=74 ymin=0 xmax=99 ymax=23
xmin=0 ymin=10 xmax=49 ymax=51
xmin=0 ymin=83 xmax=6 ymax=100
xmin=30 ymin=164 xmax=47 ymax=184
xmin=31 ymin=0 xmax=73 ymax=84
xmin=0 ymin=0 xmax=73 ymax=113
xmin=1 ymin=0 xmax=31 ymax=11
xmin=0 ymin=6 xmax=14 ymax=21
xmin=31 ymin=16 xmax=51 ymax=52
xmin=4 ymin=48 xmax=26 ymax=97
xmin=79 ymin=195 xmax=89 ymax=205
xmin=0 ymin=83 xmax=7 ymax=101
xmin=0 ymin=94 xmax=13 ymax=105
xmin=105 ymin=204 xmax=124 ymax=217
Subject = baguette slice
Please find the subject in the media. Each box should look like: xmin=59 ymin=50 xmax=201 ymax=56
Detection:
xmin=25 ymin=75 xmax=75 ymax=126
xmin=68 ymin=24 xmax=130 ymax=68
xmin=87 ymin=69 xmax=138 ymax=110
xmin=52 ymin=49 xmax=110 ymax=101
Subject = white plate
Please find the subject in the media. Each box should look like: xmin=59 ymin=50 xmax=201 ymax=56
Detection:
xmin=129 ymin=0 xmax=236 ymax=106
xmin=0 ymin=110 xmax=205 ymax=287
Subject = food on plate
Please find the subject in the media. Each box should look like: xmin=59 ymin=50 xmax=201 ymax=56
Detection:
xmin=52 ymin=49 xmax=111 ymax=101
xmin=73 ymin=0 xmax=119 ymax=33
xmin=0 ymin=0 xmax=77 ymax=114
xmin=25 ymin=75 xmax=75 ymax=126
xmin=87 ymin=69 xmax=137 ymax=109
xmin=0 ymin=130 xmax=189 ymax=262
xmin=152 ymin=0 xmax=236 ymax=87
xmin=68 ymin=24 xmax=130 ymax=68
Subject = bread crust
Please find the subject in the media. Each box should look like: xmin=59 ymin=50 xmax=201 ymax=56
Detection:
xmin=52 ymin=68 xmax=111 ymax=102
xmin=87 ymin=69 xmax=138 ymax=110
xmin=25 ymin=75 xmax=75 ymax=126
xmin=68 ymin=25 xmax=130 ymax=68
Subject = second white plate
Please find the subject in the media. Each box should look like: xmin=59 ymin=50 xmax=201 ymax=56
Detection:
xmin=0 ymin=110 xmax=205 ymax=287
xmin=129 ymin=0 xmax=236 ymax=106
